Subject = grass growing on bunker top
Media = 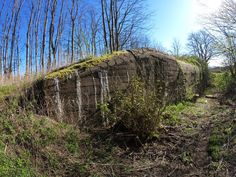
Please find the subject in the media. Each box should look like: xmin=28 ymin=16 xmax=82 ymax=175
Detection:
xmin=176 ymin=55 xmax=202 ymax=67
xmin=46 ymin=51 xmax=127 ymax=80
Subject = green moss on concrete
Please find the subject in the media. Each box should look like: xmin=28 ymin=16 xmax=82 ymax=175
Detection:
xmin=46 ymin=51 xmax=127 ymax=80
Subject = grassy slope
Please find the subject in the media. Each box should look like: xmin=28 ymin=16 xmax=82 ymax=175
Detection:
xmin=0 ymin=82 xmax=89 ymax=176
xmin=0 ymin=98 xmax=90 ymax=176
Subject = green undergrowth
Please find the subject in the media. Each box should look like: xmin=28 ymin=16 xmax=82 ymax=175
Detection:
xmin=208 ymin=117 xmax=236 ymax=162
xmin=46 ymin=51 xmax=127 ymax=80
xmin=0 ymin=98 xmax=89 ymax=176
xmin=162 ymin=101 xmax=194 ymax=126
xmin=0 ymin=150 xmax=35 ymax=177
xmin=210 ymin=72 xmax=235 ymax=92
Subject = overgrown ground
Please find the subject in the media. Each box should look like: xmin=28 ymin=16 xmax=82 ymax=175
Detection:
xmin=81 ymin=96 xmax=236 ymax=177
xmin=0 ymin=73 xmax=236 ymax=176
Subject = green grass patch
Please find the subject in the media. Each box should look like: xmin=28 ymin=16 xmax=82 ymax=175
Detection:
xmin=0 ymin=78 xmax=37 ymax=101
xmin=65 ymin=130 xmax=80 ymax=154
xmin=208 ymin=121 xmax=236 ymax=162
xmin=162 ymin=102 xmax=193 ymax=125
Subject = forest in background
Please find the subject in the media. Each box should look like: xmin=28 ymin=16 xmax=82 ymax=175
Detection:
xmin=0 ymin=0 xmax=150 ymax=80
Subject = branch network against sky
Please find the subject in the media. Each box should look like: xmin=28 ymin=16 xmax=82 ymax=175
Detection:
xmin=148 ymin=0 xmax=224 ymax=66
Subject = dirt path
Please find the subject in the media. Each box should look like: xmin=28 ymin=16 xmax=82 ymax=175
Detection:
xmin=153 ymin=97 xmax=236 ymax=177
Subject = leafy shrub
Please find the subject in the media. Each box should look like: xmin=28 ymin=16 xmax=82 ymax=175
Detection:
xmin=211 ymin=72 xmax=234 ymax=92
xmin=38 ymin=127 xmax=57 ymax=146
xmin=102 ymin=78 xmax=166 ymax=136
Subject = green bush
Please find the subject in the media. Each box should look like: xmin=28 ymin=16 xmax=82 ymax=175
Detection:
xmin=102 ymin=78 xmax=166 ymax=136
xmin=211 ymin=72 xmax=234 ymax=92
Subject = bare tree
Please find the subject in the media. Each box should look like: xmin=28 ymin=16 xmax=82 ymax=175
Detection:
xmin=89 ymin=9 xmax=100 ymax=56
xmin=9 ymin=0 xmax=24 ymax=78
xmin=0 ymin=0 xmax=151 ymax=80
xmin=0 ymin=0 xmax=6 ymax=19
xmin=47 ymin=0 xmax=57 ymax=71
xmin=34 ymin=0 xmax=42 ymax=74
xmin=25 ymin=1 xmax=35 ymax=77
xmin=52 ymin=0 xmax=65 ymax=69
xmin=0 ymin=0 xmax=7 ymax=80
xmin=69 ymin=0 xmax=79 ymax=63
xmin=40 ymin=0 xmax=50 ymax=74
xmin=2 ymin=4 xmax=15 ymax=79
xmin=16 ymin=31 xmax=20 ymax=79
xmin=187 ymin=30 xmax=216 ymax=63
xmin=206 ymin=0 xmax=236 ymax=75
xmin=101 ymin=0 xmax=108 ymax=52
xmin=100 ymin=0 xmax=148 ymax=53
xmin=171 ymin=38 xmax=181 ymax=57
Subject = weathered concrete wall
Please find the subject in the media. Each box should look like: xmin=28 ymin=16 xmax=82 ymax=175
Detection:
xmin=24 ymin=49 xmax=204 ymax=127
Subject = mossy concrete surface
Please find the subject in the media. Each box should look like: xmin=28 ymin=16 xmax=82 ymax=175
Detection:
xmin=46 ymin=51 xmax=127 ymax=80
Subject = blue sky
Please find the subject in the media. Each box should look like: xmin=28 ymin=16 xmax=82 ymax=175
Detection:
xmin=146 ymin=0 xmax=224 ymax=66
xmin=148 ymin=0 xmax=193 ymax=49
